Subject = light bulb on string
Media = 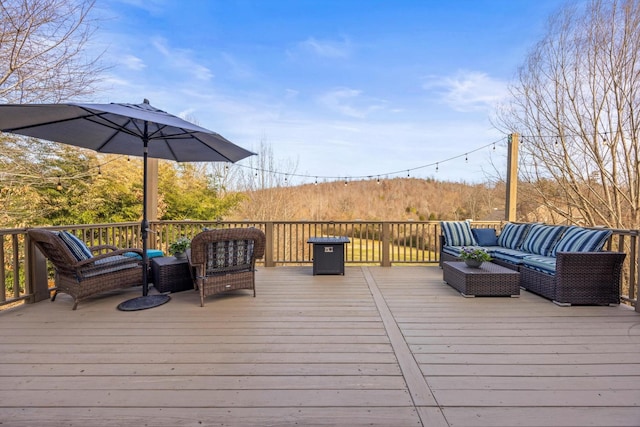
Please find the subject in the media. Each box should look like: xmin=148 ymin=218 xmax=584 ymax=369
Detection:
xmin=493 ymin=143 xmax=496 ymax=151
xmin=56 ymin=177 xmax=62 ymax=191
xmin=314 ymin=177 xmax=318 ymax=186
xmin=465 ymin=153 xmax=468 ymax=163
xmin=436 ymin=163 xmax=439 ymax=173
xmin=376 ymin=176 xmax=380 ymax=184
xmin=97 ymin=165 xmax=102 ymax=176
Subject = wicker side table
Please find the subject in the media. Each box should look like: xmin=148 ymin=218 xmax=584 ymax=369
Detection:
xmin=442 ymin=261 xmax=520 ymax=297
xmin=151 ymin=256 xmax=194 ymax=293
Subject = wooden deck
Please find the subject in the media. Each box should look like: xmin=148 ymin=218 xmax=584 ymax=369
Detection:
xmin=1 ymin=266 xmax=640 ymax=426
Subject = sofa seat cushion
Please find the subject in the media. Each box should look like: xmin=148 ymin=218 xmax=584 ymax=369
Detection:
xmin=442 ymin=245 xmax=489 ymax=258
xmin=490 ymin=247 xmax=530 ymax=265
xmin=441 ymin=221 xmax=477 ymax=246
xmin=497 ymin=223 xmax=532 ymax=250
xmin=520 ymin=224 xmax=567 ymax=256
xmin=551 ymin=226 xmax=613 ymax=256
xmin=522 ymin=254 xmax=557 ymax=275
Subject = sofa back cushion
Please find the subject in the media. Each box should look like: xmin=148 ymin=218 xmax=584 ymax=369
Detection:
xmin=441 ymin=221 xmax=477 ymax=246
xmin=59 ymin=231 xmax=93 ymax=261
xmin=471 ymin=228 xmax=498 ymax=246
xmin=519 ymin=224 xmax=566 ymax=256
xmin=497 ymin=223 xmax=531 ymax=250
xmin=551 ymin=226 xmax=612 ymax=256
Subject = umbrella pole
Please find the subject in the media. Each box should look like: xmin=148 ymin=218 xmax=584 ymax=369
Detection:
xmin=117 ymin=125 xmax=170 ymax=311
xmin=141 ymin=136 xmax=149 ymax=296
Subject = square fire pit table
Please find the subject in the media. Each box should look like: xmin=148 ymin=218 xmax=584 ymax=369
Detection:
xmin=151 ymin=256 xmax=194 ymax=293
xmin=307 ymin=237 xmax=350 ymax=275
xmin=442 ymin=261 xmax=520 ymax=297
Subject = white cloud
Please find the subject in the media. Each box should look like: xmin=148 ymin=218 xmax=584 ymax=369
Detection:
xmin=151 ymin=37 xmax=214 ymax=81
xmin=121 ymin=54 xmax=146 ymax=70
xmin=423 ymin=71 xmax=509 ymax=112
xmin=297 ymin=37 xmax=351 ymax=59
xmin=318 ymin=88 xmax=385 ymax=119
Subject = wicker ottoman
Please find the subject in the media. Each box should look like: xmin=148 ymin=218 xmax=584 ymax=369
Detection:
xmin=151 ymin=256 xmax=194 ymax=293
xmin=443 ymin=261 xmax=520 ymax=297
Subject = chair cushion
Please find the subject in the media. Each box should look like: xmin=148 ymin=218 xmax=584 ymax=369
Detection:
xmin=551 ymin=226 xmax=612 ymax=256
xmin=519 ymin=224 xmax=566 ymax=256
xmin=441 ymin=221 xmax=477 ymax=246
xmin=123 ymin=249 xmax=164 ymax=260
xmin=82 ymin=255 xmax=140 ymax=278
xmin=471 ymin=228 xmax=498 ymax=246
xmin=497 ymin=223 xmax=531 ymax=250
xmin=59 ymin=231 xmax=93 ymax=261
xmin=206 ymin=239 xmax=254 ymax=273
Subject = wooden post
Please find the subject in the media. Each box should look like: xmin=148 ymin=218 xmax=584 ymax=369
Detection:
xmin=505 ymin=133 xmax=519 ymax=222
xmin=264 ymin=221 xmax=275 ymax=267
xmin=381 ymin=222 xmax=391 ymax=267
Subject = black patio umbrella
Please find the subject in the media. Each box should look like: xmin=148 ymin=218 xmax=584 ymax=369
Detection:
xmin=0 ymin=99 xmax=255 ymax=310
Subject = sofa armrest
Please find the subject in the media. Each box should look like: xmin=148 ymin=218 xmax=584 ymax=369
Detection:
xmin=554 ymin=251 xmax=626 ymax=305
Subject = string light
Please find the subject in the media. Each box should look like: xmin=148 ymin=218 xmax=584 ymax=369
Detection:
xmin=376 ymin=176 xmax=380 ymax=184
xmin=56 ymin=177 xmax=62 ymax=191
xmin=233 ymin=136 xmax=505 ymax=184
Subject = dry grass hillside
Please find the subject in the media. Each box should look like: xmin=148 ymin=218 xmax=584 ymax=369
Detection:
xmin=229 ymin=177 xmax=506 ymax=221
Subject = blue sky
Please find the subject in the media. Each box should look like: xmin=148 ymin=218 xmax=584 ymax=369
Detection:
xmin=91 ymin=0 xmax=568 ymax=184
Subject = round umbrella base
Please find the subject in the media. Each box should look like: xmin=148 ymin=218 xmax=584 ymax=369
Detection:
xmin=117 ymin=294 xmax=171 ymax=311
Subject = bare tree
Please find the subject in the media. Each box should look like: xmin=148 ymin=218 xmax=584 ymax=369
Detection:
xmin=235 ymin=138 xmax=299 ymax=220
xmin=0 ymin=0 xmax=102 ymax=103
xmin=498 ymin=0 xmax=640 ymax=229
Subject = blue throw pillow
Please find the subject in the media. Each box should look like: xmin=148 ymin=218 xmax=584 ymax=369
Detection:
xmin=59 ymin=231 xmax=93 ymax=261
xmin=471 ymin=228 xmax=498 ymax=246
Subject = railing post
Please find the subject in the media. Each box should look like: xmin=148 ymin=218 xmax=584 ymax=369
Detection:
xmin=25 ymin=235 xmax=50 ymax=304
xmin=264 ymin=221 xmax=275 ymax=267
xmin=381 ymin=222 xmax=391 ymax=267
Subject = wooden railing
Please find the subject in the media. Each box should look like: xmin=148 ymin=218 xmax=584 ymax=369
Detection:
xmin=1 ymin=221 xmax=638 ymax=311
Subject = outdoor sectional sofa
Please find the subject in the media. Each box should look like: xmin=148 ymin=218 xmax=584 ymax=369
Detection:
xmin=440 ymin=221 xmax=626 ymax=306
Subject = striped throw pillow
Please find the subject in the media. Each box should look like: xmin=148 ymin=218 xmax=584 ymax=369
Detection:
xmin=441 ymin=221 xmax=477 ymax=246
xmin=520 ymin=224 xmax=566 ymax=256
xmin=497 ymin=223 xmax=531 ymax=250
xmin=552 ymin=226 xmax=612 ymax=256
xmin=59 ymin=231 xmax=93 ymax=261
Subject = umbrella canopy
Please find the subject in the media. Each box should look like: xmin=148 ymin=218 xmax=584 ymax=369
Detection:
xmin=0 ymin=100 xmax=254 ymax=162
xmin=0 ymin=99 xmax=254 ymax=309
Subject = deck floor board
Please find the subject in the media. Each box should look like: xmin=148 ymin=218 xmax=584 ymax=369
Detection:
xmin=1 ymin=266 xmax=639 ymax=426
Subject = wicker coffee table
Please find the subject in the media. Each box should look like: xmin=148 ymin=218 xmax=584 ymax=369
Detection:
xmin=442 ymin=261 xmax=520 ymax=297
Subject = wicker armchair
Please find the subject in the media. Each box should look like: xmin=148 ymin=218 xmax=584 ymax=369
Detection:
xmin=188 ymin=228 xmax=266 ymax=306
xmin=28 ymin=229 xmax=144 ymax=310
